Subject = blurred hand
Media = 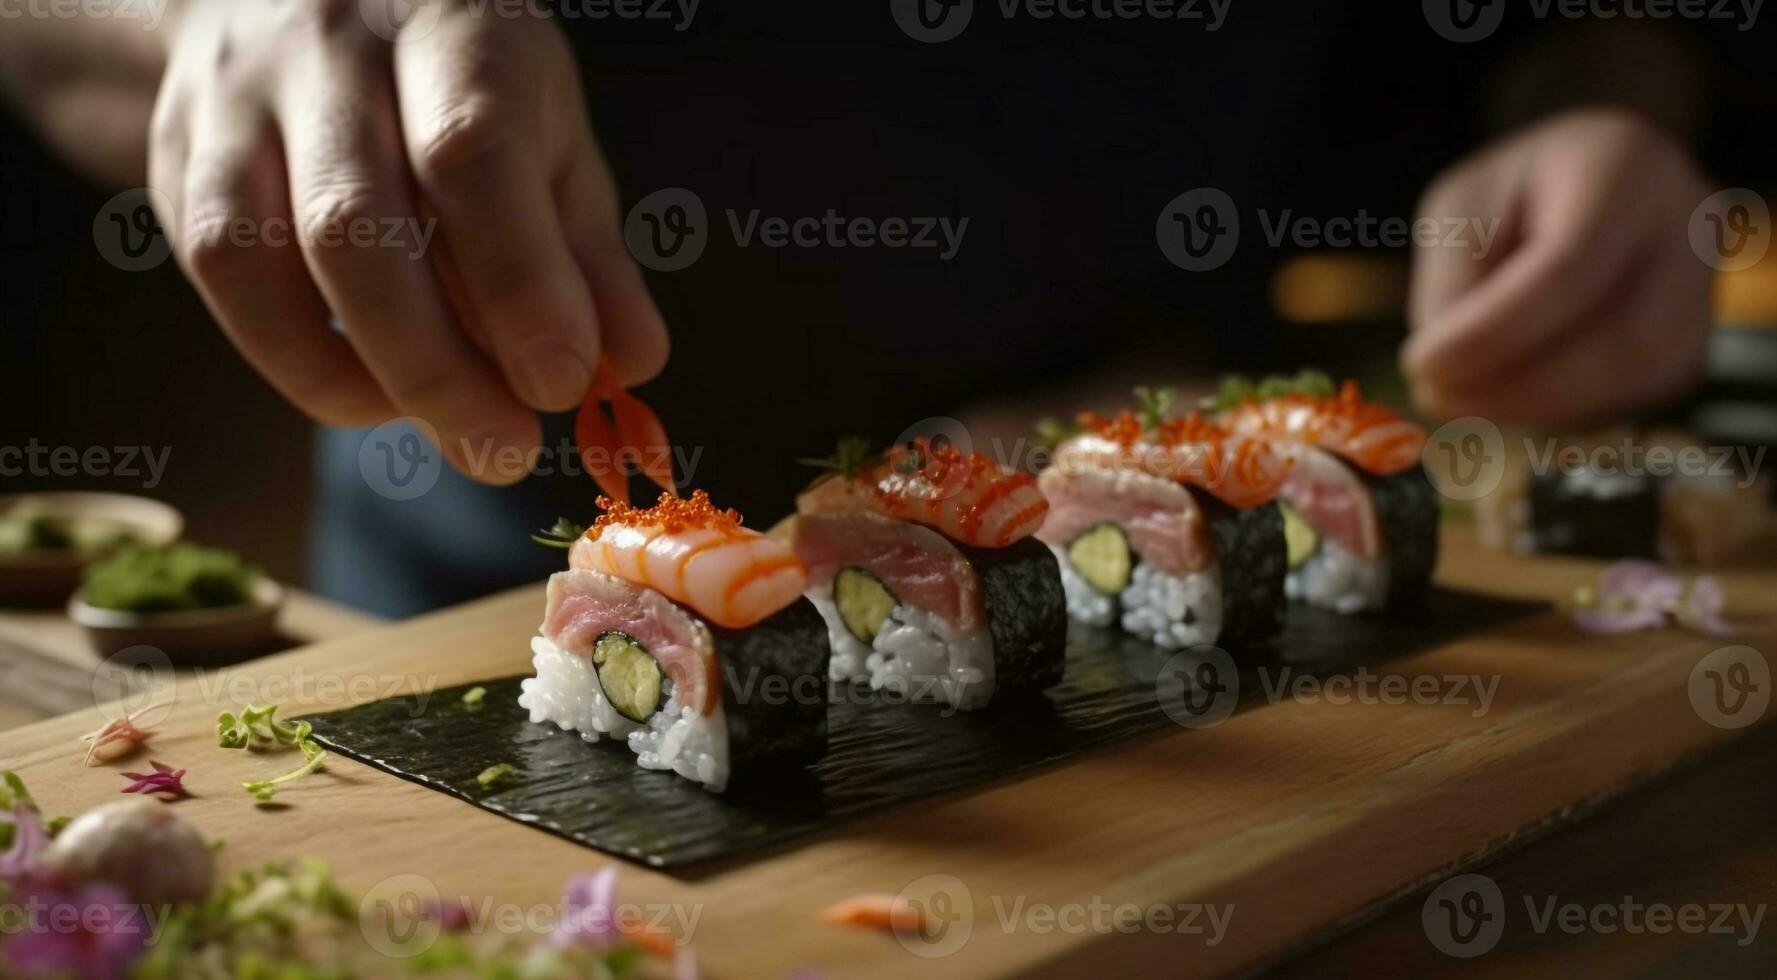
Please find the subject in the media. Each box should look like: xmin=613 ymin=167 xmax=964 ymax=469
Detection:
xmin=151 ymin=0 xmax=668 ymax=481
xmin=1402 ymin=108 xmax=1712 ymax=427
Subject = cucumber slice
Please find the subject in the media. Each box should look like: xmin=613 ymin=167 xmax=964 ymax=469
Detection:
xmin=1067 ymin=522 xmax=1132 ymax=596
xmin=834 ymin=566 xmax=897 ymax=644
xmin=592 ymin=631 xmax=664 ymax=724
xmin=1279 ymin=501 xmax=1318 ymax=569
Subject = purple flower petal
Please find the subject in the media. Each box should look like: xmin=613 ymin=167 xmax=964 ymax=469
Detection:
xmin=1574 ymin=605 xmax=1669 ymax=635
xmin=552 ymin=867 xmax=620 ymax=948
xmin=1 ymin=803 xmax=50 ymax=880
xmin=1597 ymin=560 xmax=1680 ymax=598
xmin=1676 ymin=576 xmax=1737 ymax=636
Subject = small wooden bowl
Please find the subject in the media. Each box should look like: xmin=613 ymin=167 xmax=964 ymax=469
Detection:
xmin=69 ymin=577 xmax=286 ymax=663
xmin=0 ymin=493 xmax=184 ymax=606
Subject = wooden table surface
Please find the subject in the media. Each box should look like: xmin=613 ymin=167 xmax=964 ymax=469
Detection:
xmin=0 ymin=528 xmax=1771 ymax=978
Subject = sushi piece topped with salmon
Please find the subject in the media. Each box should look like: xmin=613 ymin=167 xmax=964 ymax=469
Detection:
xmin=521 ymin=490 xmax=830 ymax=792
xmin=1037 ymin=388 xmax=1288 ymax=652
xmin=786 ymin=437 xmax=1065 ymax=710
xmin=1211 ymin=372 xmax=1438 ymax=614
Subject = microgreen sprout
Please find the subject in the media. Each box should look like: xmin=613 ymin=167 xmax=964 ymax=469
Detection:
xmin=1133 ymin=386 xmax=1176 ymax=431
xmin=215 ymin=705 xmax=311 ymax=752
xmin=242 ymin=739 xmax=327 ymax=804
xmin=530 ymin=518 xmax=589 ymax=549
xmin=798 ymin=435 xmax=876 ymax=487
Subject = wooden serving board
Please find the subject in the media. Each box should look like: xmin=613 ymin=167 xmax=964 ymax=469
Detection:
xmin=1 ymin=526 xmax=1771 ymax=979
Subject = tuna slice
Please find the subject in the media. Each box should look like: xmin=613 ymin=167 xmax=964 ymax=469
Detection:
xmin=1035 ymin=463 xmax=1215 ymax=576
xmin=1279 ymin=444 xmax=1381 ymax=559
xmin=791 ymin=511 xmax=984 ymax=631
xmin=541 ymin=569 xmax=720 ymax=716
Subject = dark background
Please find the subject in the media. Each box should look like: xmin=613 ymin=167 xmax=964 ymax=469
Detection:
xmin=4 ymin=3 xmax=1775 ymax=607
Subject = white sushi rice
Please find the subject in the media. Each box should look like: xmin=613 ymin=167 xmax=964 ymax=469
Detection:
xmin=808 ymin=585 xmax=995 ymax=711
xmin=627 ymin=694 xmax=730 ymax=793
xmin=1119 ymin=562 xmax=1222 ymax=649
xmin=1286 ymin=539 xmax=1388 ymax=614
xmin=1049 ymin=544 xmax=1222 ymax=649
xmin=518 ymin=635 xmax=731 ymax=792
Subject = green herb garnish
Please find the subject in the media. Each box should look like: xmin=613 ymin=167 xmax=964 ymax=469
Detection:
xmin=1205 ymin=368 xmax=1339 ymax=411
xmin=83 ymin=542 xmax=258 ymax=614
xmin=216 ymin=705 xmax=311 ymax=751
xmin=1031 ymin=417 xmax=1081 ymax=452
xmin=798 ymin=435 xmax=876 ymax=488
xmin=1133 ymin=386 xmax=1177 ymax=431
xmin=530 ymin=518 xmax=588 ymax=549
xmin=476 ymin=763 xmax=518 ymax=788
xmin=242 ymin=739 xmax=327 ymax=803
xmin=218 ymin=705 xmax=326 ymax=802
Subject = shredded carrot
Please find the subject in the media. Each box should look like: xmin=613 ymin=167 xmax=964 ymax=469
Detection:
xmin=820 ymin=893 xmax=924 ymax=933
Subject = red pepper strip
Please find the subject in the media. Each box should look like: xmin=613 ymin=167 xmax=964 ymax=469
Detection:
xmin=574 ymin=364 xmax=676 ymax=503
xmin=611 ymin=388 xmax=675 ymax=493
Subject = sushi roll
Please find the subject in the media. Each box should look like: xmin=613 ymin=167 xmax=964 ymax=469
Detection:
xmin=1036 ymin=393 xmax=1292 ymax=652
xmin=1216 ymin=374 xmax=1437 ymax=613
xmin=786 ymin=437 xmax=1065 ymax=710
xmin=521 ymin=491 xmax=829 ymax=792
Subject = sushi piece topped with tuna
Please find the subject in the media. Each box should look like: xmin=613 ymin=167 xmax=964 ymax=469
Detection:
xmin=522 ymin=490 xmax=829 ymax=792
xmin=788 ymin=437 xmax=1066 ymax=710
xmin=1037 ymin=388 xmax=1290 ymax=652
xmin=1211 ymin=372 xmax=1438 ymax=613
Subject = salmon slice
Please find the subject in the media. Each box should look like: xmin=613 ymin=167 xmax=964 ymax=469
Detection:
xmin=791 ymin=511 xmax=984 ymax=630
xmin=1036 ymin=461 xmax=1216 ymax=575
xmin=797 ymin=438 xmax=1047 ymax=549
xmin=1221 ymin=380 xmax=1426 ymax=476
xmin=1278 ymin=443 xmax=1381 ymax=558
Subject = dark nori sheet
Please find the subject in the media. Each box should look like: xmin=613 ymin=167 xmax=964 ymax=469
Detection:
xmin=959 ymin=536 xmax=1067 ymax=694
xmin=304 ymin=587 xmax=1545 ymax=872
xmin=1370 ymin=467 xmax=1441 ymax=608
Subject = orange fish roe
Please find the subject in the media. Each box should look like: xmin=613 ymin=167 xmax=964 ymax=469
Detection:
xmin=801 ymin=437 xmax=1048 ymax=548
xmin=589 ymin=489 xmax=744 ymax=536
xmin=1079 ymin=407 xmax=1232 ymax=449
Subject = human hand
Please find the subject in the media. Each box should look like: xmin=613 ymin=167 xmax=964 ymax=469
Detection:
xmin=151 ymin=0 xmax=667 ymax=481
xmin=1402 ymin=108 xmax=1712 ymax=427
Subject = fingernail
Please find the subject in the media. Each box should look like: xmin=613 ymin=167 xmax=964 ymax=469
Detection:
xmin=514 ymin=341 xmax=594 ymax=412
xmin=459 ymin=421 xmax=539 ymax=486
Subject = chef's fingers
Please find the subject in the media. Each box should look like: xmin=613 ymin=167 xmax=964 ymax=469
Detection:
xmin=276 ymin=41 xmax=538 ymax=482
xmin=1405 ymin=157 xmax=1521 ymax=340
xmin=395 ymin=17 xmax=603 ymax=412
xmin=555 ymin=86 xmax=670 ymax=387
xmin=177 ymin=94 xmax=394 ymax=427
xmin=1420 ymin=231 xmax=1709 ymax=427
xmin=1402 ymin=115 xmax=1686 ymax=401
